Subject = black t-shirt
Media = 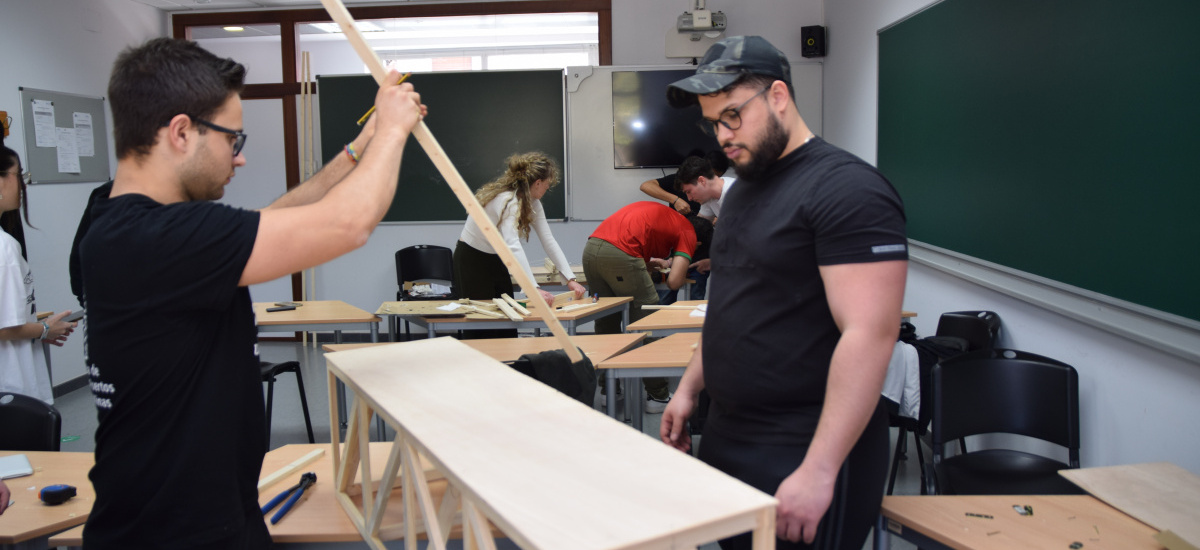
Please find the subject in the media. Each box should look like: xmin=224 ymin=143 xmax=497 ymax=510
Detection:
xmin=704 ymin=138 xmax=908 ymax=444
xmin=80 ymin=194 xmax=268 ymax=549
xmin=655 ymin=173 xmax=702 ymax=214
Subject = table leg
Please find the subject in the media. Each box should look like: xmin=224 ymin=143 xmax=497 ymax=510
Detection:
xmin=621 ymin=304 xmax=630 ymax=332
xmin=631 ymin=378 xmax=644 ymax=432
xmin=873 ymin=513 xmax=887 ymax=550
xmin=335 ymin=330 xmax=348 ymax=435
xmin=606 ymin=370 xmax=617 ymax=418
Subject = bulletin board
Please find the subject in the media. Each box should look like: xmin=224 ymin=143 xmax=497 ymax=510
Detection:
xmin=19 ymin=87 xmax=111 ymax=184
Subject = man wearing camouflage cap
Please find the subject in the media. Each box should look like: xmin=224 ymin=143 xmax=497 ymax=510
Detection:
xmin=659 ymin=36 xmax=908 ymax=549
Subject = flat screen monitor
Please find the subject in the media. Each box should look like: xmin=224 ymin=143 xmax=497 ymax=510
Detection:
xmin=612 ymin=69 xmax=718 ymax=169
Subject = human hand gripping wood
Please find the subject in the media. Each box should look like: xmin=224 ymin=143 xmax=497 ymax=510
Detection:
xmin=320 ymin=0 xmax=582 ymax=361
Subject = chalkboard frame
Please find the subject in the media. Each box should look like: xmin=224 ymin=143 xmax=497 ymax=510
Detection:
xmin=317 ymin=70 xmax=567 ymax=223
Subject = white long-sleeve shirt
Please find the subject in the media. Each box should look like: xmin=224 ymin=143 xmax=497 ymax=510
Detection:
xmin=459 ymin=191 xmax=577 ymax=281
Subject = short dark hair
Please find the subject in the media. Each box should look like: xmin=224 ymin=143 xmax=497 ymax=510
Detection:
xmin=674 ymin=156 xmax=714 ymax=193
xmin=732 ymin=72 xmax=794 ymax=103
xmin=704 ymin=150 xmax=729 ymax=176
xmin=689 ymin=215 xmax=714 ymax=261
xmin=108 ymin=38 xmax=246 ymax=159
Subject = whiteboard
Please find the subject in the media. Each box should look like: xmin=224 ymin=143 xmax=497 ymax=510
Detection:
xmin=565 ymin=63 xmax=822 ymax=221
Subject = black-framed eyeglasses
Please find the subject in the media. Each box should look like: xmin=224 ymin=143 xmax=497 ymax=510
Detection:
xmin=698 ymin=87 xmax=771 ymax=136
xmin=193 ymin=118 xmax=247 ymax=156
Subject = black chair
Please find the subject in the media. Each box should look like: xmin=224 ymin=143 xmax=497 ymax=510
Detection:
xmin=887 ymin=310 xmax=1003 ymax=494
xmin=0 ymin=392 xmax=61 ymax=451
xmin=935 ymin=310 xmax=1003 ymax=350
xmin=922 ymin=348 xmax=1085 ymax=495
xmin=262 ymin=360 xmax=315 ymax=447
xmin=395 ymin=245 xmax=456 ymax=339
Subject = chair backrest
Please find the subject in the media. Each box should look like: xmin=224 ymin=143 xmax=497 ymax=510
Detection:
xmin=931 ymin=348 xmax=1079 ymax=465
xmin=0 ymin=392 xmax=62 ymax=451
xmin=396 ymin=245 xmax=455 ymax=299
xmin=935 ymin=310 xmax=1002 ymax=351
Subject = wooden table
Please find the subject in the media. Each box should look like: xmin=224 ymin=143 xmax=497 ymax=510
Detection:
xmin=255 ymin=300 xmax=382 ymax=433
xmin=875 ymin=495 xmax=1162 ymax=550
xmin=377 ymin=296 xmax=633 ymax=339
xmin=323 ymin=338 xmax=777 ymax=549
xmin=627 ymin=303 xmax=919 ymax=337
xmin=596 ymin=332 xmax=699 ymax=431
xmin=0 ymin=451 xmax=94 ymax=550
xmin=325 ymin=332 xmax=645 ymax=365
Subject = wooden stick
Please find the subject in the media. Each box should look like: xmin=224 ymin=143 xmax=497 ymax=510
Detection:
xmin=492 ymin=298 xmax=523 ymax=321
xmin=500 ymin=293 xmax=531 ymax=316
xmin=318 ymin=0 xmax=582 ymax=362
xmin=258 ymin=448 xmax=324 ymax=493
xmin=642 ymin=304 xmax=702 ymax=310
xmin=463 ymin=305 xmax=506 ymax=319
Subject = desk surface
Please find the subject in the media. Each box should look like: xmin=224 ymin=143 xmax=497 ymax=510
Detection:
xmin=0 ymin=451 xmax=95 ymax=544
xmin=882 ymin=495 xmax=1160 ymax=550
xmin=260 ymin=443 xmax=464 ymax=543
xmin=254 ymin=300 xmax=380 ymax=326
xmin=325 ymin=339 xmax=776 ymax=549
xmin=324 ymin=333 xmax=646 ymax=364
xmin=597 ymin=332 xmax=699 ymax=371
xmin=626 ymin=303 xmax=918 ymax=334
xmin=378 ymin=296 xmax=632 ymax=324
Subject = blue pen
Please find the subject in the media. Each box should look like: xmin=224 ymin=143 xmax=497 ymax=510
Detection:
xmin=262 ymin=472 xmax=316 ymax=524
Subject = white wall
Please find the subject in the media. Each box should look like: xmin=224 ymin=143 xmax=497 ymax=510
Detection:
xmin=824 ymin=0 xmax=1200 ymax=473
xmin=1 ymin=0 xmax=166 ymax=386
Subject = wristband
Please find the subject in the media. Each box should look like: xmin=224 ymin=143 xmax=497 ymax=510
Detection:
xmin=40 ymin=321 xmax=50 ymax=340
xmin=672 ymin=197 xmax=680 ymax=207
xmin=344 ymin=143 xmax=360 ymax=164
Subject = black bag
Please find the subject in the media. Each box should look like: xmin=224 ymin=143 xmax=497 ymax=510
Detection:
xmin=508 ymin=348 xmax=596 ymax=406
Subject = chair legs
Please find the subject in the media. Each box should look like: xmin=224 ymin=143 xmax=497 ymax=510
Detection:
xmin=887 ymin=425 xmax=927 ymax=495
xmin=262 ymin=361 xmax=316 ymax=447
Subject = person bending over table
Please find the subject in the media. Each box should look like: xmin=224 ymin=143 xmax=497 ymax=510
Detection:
xmin=77 ymin=38 xmax=425 ymax=549
xmin=453 ymin=152 xmax=585 ymax=338
xmin=0 ymin=139 xmax=76 ymax=405
xmin=582 ymin=201 xmax=701 ymax=413
xmin=661 ymin=36 xmax=908 ymax=550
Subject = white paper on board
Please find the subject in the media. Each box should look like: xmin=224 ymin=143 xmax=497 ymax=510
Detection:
xmin=74 ymin=112 xmax=95 ymax=157
xmin=56 ymin=127 xmax=81 ymax=173
xmin=32 ymin=99 xmax=56 ymax=147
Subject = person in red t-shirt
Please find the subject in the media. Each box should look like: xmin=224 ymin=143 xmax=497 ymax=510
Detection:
xmin=582 ymin=201 xmax=700 ymax=411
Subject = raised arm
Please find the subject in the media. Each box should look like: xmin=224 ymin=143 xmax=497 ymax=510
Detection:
xmin=239 ymin=74 xmax=424 ymax=286
xmin=262 ymin=116 xmax=377 ymax=210
xmin=640 ymin=178 xmax=691 ymax=215
xmin=774 ymin=259 xmax=906 ymax=543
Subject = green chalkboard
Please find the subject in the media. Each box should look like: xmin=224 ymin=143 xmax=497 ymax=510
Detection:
xmin=879 ymin=0 xmax=1200 ymax=322
xmin=317 ymin=70 xmax=566 ymax=222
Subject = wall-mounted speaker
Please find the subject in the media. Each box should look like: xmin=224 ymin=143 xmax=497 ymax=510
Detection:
xmin=801 ymin=25 xmax=826 ymax=58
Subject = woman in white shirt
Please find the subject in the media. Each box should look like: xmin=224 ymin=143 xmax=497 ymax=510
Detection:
xmin=0 ymin=142 xmax=76 ymax=404
xmin=453 ymin=152 xmax=585 ymax=336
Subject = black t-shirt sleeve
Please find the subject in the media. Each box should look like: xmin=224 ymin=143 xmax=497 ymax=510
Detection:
xmin=153 ymin=202 xmax=259 ymax=310
xmin=809 ymin=163 xmax=908 ymax=266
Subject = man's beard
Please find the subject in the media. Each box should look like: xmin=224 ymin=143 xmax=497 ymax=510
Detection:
xmin=728 ymin=112 xmax=789 ymax=182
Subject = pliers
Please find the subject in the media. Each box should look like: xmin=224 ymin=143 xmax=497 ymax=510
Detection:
xmin=261 ymin=472 xmax=317 ymax=525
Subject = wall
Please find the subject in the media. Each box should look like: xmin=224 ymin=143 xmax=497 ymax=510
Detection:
xmin=824 ymin=0 xmax=1200 ymax=473
xmin=302 ymin=0 xmax=826 ymax=317
xmin=0 ymin=0 xmax=166 ymax=387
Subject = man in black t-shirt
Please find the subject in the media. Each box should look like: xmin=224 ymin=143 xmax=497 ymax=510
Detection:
xmin=660 ymin=37 xmax=908 ymax=550
xmin=78 ymin=38 xmax=426 ymax=549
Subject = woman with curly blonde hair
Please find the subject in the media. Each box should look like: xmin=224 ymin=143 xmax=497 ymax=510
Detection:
xmin=453 ymin=152 xmax=585 ymax=335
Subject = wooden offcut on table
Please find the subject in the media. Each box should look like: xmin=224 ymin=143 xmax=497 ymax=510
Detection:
xmin=1060 ymin=462 xmax=1200 ymax=549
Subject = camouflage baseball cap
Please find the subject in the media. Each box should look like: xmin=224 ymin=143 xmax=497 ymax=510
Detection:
xmin=667 ymin=35 xmax=791 ymax=108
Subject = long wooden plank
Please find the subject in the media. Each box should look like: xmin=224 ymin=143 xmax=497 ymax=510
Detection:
xmin=1060 ymin=462 xmax=1200 ymax=546
xmin=317 ymin=0 xmax=581 ymax=363
xmin=325 ymin=339 xmax=776 ymax=549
